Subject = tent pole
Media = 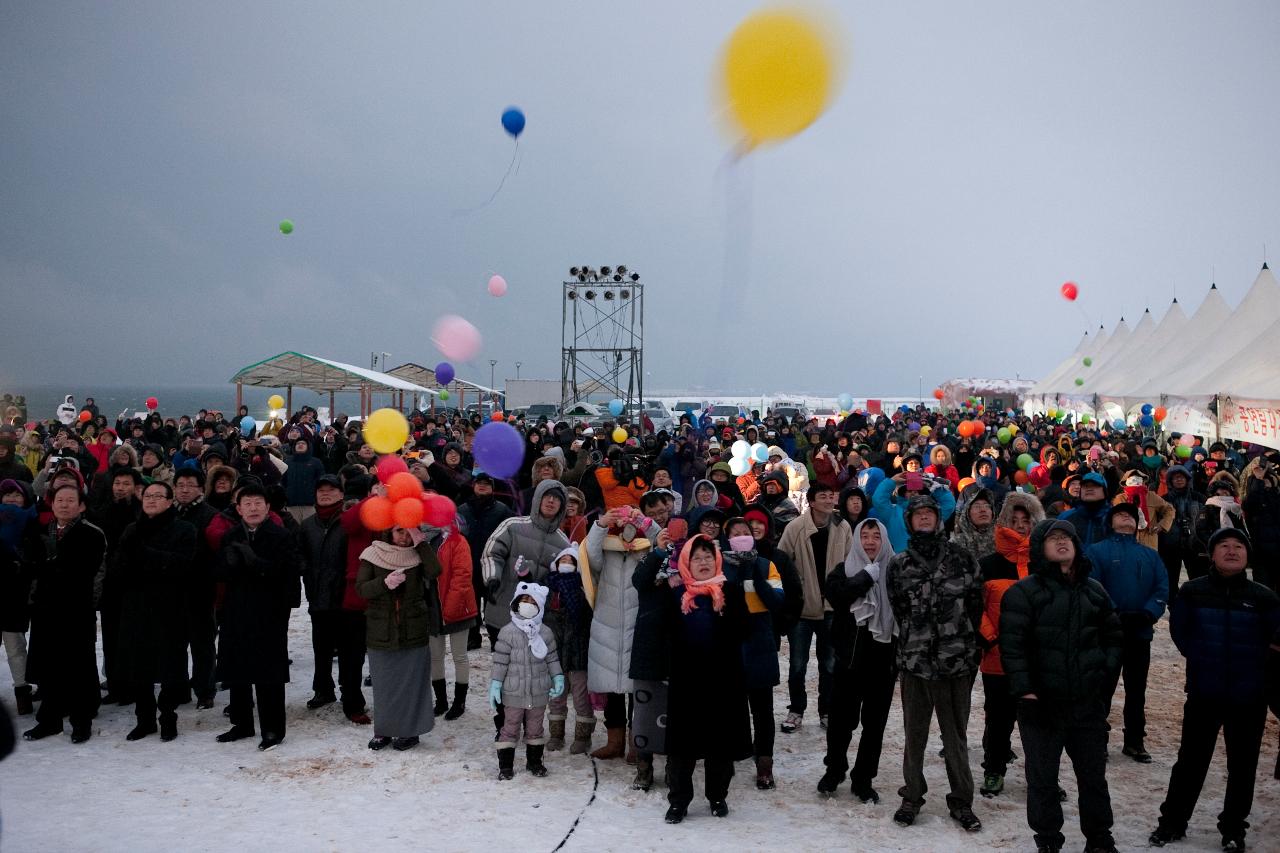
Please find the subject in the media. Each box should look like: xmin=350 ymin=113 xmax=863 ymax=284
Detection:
xmin=236 ymin=382 xmax=243 ymax=413
xmin=286 ymin=386 xmax=293 ymax=416
xmin=329 ymin=391 xmax=335 ymax=422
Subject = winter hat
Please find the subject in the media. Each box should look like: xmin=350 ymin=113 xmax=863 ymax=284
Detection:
xmin=743 ymin=506 xmax=771 ymax=528
xmin=343 ymin=474 xmax=372 ymax=501
xmin=1207 ymin=527 xmax=1250 ymax=560
xmin=549 ymin=545 xmax=579 ymax=573
xmin=1107 ymin=502 xmax=1141 ymax=527
xmin=509 ymin=581 xmax=550 ymax=658
xmin=709 ymin=461 xmax=733 ymax=478
xmin=904 ymin=493 xmax=940 ymax=532
xmin=1080 ymin=472 xmax=1107 ymax=490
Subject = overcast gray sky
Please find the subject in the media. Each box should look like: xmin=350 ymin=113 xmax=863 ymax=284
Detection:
xmin=3 ymin=1 xmax=1278 ymax=395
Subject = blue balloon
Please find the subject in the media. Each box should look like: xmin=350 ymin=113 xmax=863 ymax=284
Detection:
xmin=1112 ymin=418 xmax=1126 ymax=430
xmin=501 ymin=107 xmax=525 ymax=139
xmin=1140 ymin=414 xmax=1154 ymax=428
xmin=608 ymin=399 xmax=625 ymax=417
xmin=837 ymin=393 xmax=854 ymax=411
xmin=1141 ymin=403 xmax=1153 ymax=415
xmin=435 ymin=362 xmax=455 ymax=386
xmin=239 ymin=416 xmax=256 ymax=437
xmin=899 ymin=405 xmax=911 ymax=414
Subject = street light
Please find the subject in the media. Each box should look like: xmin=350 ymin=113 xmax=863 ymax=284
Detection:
xmin=489 ymin=359 xmax=498 ymax=389
xmin=515 ymin=361 xmax=522 ymax=378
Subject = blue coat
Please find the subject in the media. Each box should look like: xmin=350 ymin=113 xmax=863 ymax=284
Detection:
xmin=1171 ymin=569 xmax=1280 ymax=703
xmin=1058 ymin=501 xmax=1111 ymax=549
xmin=1086 ymin=533 xmax=1168 ymax=640
xmin=871 ymin=478 xmax=956 ymax=553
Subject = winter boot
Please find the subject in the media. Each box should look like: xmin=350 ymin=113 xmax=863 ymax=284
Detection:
xmin=949 ymin=804 xmax=982 ymax=832
xmin=893 ymin=799 xmax=920 ymax=827
xmin=497 ymin=747 xmax=516 ymax=780
xmin=160 ymin=711 xmax=178 ymax=742
xmin=980 ymin=772 xmax=1004 ymax=798
xmin=631 ymin=754 xmax=654 ymax=791
xmin=526 ymin=744 xmax=548 ymax=777
xmin=570 ymin=719 xmax=596 ymax=755
xmin=546 ymin=718 xmax=566 ymax=751
xmin=850 ymin=781 xmax=880 ymax=804
xmin=14 ymin=685 xmax=33 ymax=716
xmin=755 ymin=756 xmax=775 ymax=790
xmin=591 ymin=725 xmax=626 ymax=760
xmin=23 ymin=722 xmax=62 ymax=741
xmin=444 ymin=683 xmax=467 ymax=721
xmin=432 ymin=679 xmax=449 ymax=716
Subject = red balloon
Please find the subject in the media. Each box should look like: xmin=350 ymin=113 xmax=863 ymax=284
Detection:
xmin=375 ymin=454 xmax=409 ymax=482
xmin=145 ymin=396 xmax=158 ymax=410
xmin=932 ymin=389 xmax=944 ymax=400
xmin=78 ymin=410 xmax=92 ymax=422
xmin=392 ymin=497 xmax=424 ymax=528
xmin=972 ymin=420 xmax=986 ymax=436
xmin=1029 ymin=465 xmax=1051 ymax=488
xmin=1013 ymin=470 xmax=1029 ymax=486
xmin=359 ymin=496 xmax=395 ymax=531
xmin=385 ymin=471 xmax=422 ymax=502
xmin=421 ymin=494 xmax=457 ymax=527
xmin=1153 ymin=406 xmax=1168 ymax=423
xmin=1060 ymin=281 xmax=1079 ymax=301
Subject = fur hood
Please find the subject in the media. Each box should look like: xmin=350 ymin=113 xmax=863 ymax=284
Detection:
xmin=996 ymin=491 xmax=1046 ymax=530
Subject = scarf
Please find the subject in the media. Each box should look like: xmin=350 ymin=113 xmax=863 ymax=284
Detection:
xmin=1122 ymin=485 xmax=1151 ymax=528
xmin=844 ymin=519 xmax=897 ymax=643
xmin=676 ymin=535 xmax=726 ymax=615
xmin=994 ymin=526 xmax=1031 ymax=578
xmin=1205 ymin=495 xmax=1241 ymax=529
xmin=907 ymin=528 xmax=945 ymax=562
xmin=511 ymin=615 xmax=549 ymax=659
xmin=359 ymin=540 xmax=422 ymax=571
xmin=314 ymin=501 xmax=343 ymax=521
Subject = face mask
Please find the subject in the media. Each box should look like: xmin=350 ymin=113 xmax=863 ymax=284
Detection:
xmin=516 ymin=601 xmax=539 ymax=619
xmin=556 ymin=560 xmax=576 ymax=574
xmin=728 ymin=535 xmax=754 ymax=552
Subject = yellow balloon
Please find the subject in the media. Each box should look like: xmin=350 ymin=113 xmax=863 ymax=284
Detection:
xmin=611 ymin=427 xmax=628 ymax=444
xmin=720 ymin=8 xmax=838 ymax=146
xmin=363 ymin=408 xmax=409 ymax=454
xmin=267 ymin=394 xmax=285 ymax=410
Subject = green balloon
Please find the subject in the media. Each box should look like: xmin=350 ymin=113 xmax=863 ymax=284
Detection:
xmin=438 ymin=389 xmax=449 ymax=401
xmin=997 ymin=427 xmax=1012 ymax=444
xmin=279 ymin=219 xmax=294 ymax=234
xmin=1017 ymin=453 xmax=1034 ymax=471
xmin=1083 ymin=357 xmax=1093 ymax=367
xmin=1075 ymin=377 xmax=1084 ymax=386
xmin=1175 ymin=444 xmax=1192 ymax=459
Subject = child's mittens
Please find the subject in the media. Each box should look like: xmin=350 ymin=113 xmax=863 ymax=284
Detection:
xmin=489 ymin=679 xmax=504 ymax=711
xmin=548 ymin=674 xmax=565 ymax=699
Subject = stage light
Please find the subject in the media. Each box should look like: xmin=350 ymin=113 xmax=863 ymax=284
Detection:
xmin=567 ymin=290 xmax=577 ymax=300
xmin=619 ymin=288 xmax=630 ymax=299
xmin=584 ymin=290 xmax=597 ymax=300
xmin=569 ymin=267 xmax=580 ymax=277
xmin=630 ymin=272 xmax=640 ymax=282
xmin=601 ymin=266 xmax=612 ymax=276
xmin=603 ymin=290 xmax=615 ymax=301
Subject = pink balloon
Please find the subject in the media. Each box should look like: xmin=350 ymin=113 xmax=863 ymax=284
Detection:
xmin=431 ymin=314 xmax=482 ymax=362
xmin=487 ymin=275 xmax=507 ymax=297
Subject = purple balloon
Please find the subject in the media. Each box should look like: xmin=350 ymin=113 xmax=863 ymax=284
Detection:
xmin=908 ymin=421 xmax=920 ymax=432
xmin=435 ymin=362 xmax=455 ymax=386
xmin=472 ymin=421 xmax=523 ymax=479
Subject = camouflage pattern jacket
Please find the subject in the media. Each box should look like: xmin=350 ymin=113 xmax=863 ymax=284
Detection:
xmin=886 ymin=534 xmax=983 ymax=680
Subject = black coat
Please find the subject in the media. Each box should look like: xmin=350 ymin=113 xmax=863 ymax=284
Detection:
xmin=825 ymin=562 xmax=897 ymax=675
xmin=629 ymin=548 xmax=674 ymax=682
xmin=654 ymin=576 xmax=753 ymax=761
xmin=1171 ymin=569 xmax=1280 ymax=703
xmin=175 ymin=498 xmax=219 ymax=612
xmin=24 ymin=518 xmax=107 ymax=687
xmin=298 ymin=510 xmax=348 ymax=613
xmin=114 ymin=509 xmax=196 ymax=685
xmin=215 ymin=520 xmax=301 ymax=684
xmin=999 ymin=525 xmax=1123 ymax=721
xmin=1243 ymin=475 xmax=1280 ymax=553
xmin=89 ymin=497 xmax=140 ymax=611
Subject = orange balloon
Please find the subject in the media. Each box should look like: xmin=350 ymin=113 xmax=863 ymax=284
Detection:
xmin=359 ymin=496 xmax=395 ymax=531
xmin=491 ymin=411 xmax=505 ymax=422
xmin=385 ymin=471 xmax=422 ymax=503
xmin=392 ymin=496 xmax=424 ymax=528
xmin=972 ymin=420 xmax=986 ymax=436
xmin=932 ymin=389 xmax=943 ymax=400
xmin=1153 ymin=406 xmax=1167 ymax=422
xmin=957 ymin=477 xmax=976 ymax=493
xmin=1013 ymin=470 xmax=1029 ymax=486
xmin=78 ymin=410 xmax=92 ymax=422
xmin=957 ymin=421 xmax=972 ymax=438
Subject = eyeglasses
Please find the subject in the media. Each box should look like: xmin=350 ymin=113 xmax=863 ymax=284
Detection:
xmin=142 ymin=493 xmax=170 ymax=501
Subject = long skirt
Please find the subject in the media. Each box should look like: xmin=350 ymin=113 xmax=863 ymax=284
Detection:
xmin=368 ymin=645 xmax=435 ymax=738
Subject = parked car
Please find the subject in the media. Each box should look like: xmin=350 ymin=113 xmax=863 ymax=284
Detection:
xmin=705 ymin=404 xmax=746 ymax=424
xmin=524 ymin=403 xmax=560 ymax=421
xmin=770 ymin=404 xmax=808 ymax=422
xmin=561 ymin=401 xmax=604 ymax=426
xmin=674 ymin=400 xmax=708 ymax=421
xmin=811 ymin=408 xmax=840 ymax=423
xmin=624 ymin=400 xmax=676 ymax=433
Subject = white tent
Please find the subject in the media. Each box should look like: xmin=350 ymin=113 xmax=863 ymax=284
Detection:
xmin=1108 ymin=283 xmax=1229 ymax=403
xmin=1089 ymin=298 xmax=1187 ymax=396
xmin=1030 ymin=330 xmax=1090 ymax=398
xmin=1070 ymin=309 xmax=1155 ymax=396
xmin=1031 ymin=324 xmax=1109 ymax=399
xmin=1146 ymin=265 xmax=1280 ymax=397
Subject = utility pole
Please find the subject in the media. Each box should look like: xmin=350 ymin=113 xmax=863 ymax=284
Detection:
xmin=515 ymin=361 xmax=522 ymax=379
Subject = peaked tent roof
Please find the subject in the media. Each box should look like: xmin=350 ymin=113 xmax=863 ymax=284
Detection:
xmin=230 ymin=352 xmax=437 ymax=395
xmin=1071 ymin=309 xmax=1156 ymax=396
xmin=1118 ymin=284 xmax=1229 ymax=398
xmin=1045 ymin=319 xmax=1129 ymax=396
xmin=1033 ymin=325 xmax=1109 ymax=397
xmin=1029 ymin=330 xmax=1090 ymax=398
xmin=1155 ymin=265 xmax=1280 ymax=397
xmin=1092 ymin=299 xmax=1188 ymax=395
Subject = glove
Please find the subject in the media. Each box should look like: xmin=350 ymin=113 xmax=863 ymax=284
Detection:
xmin=488 ymin=679 xmax=504 ymax=711
xmin=514 ymin=555 xmax=529 ymax=578
xmin=485 ymin=577 xmax=501 ymax=604
xmin=407 ymin=526 xmax=425 ymax=546
xmin=549 ymin=674 xmax=565 ymax=699
xmin=862 ymin=563 xmax=881 ymax=583
xmin=384 ymin=570 xmax=406 ymax=590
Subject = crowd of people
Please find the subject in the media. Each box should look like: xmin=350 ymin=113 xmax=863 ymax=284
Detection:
xmin=1 ymin=397 xmax=1278 ymax=852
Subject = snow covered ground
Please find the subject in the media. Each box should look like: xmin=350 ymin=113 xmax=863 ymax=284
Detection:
xmin=0 ymin=610 xmax=1275 ymax=853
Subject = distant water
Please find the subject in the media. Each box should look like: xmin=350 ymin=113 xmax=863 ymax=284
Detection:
xmin=4 ymin=384 xmax=382 ymax=424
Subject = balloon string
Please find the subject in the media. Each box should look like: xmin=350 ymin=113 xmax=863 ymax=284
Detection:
xmin=452 ymin=140 xmax=520 ymax=216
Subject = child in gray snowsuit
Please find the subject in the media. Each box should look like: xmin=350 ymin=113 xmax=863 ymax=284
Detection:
xmin=491 ymin=582 xmax=565 ymax=779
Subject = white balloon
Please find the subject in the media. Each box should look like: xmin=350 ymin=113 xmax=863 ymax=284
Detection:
xmin=728 ymin=456 xmax=751 ymax=476
xmin=731 ymin=440 xmax=751 ymax=459
xmin=750 ymin=442 xmax=769 ymax=463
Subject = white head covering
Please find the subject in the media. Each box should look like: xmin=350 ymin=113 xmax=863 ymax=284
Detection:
xmin=844 ymin=518 xmax=897 ymax=643
xmin=510 ymin=581 xmax=549 ymax=658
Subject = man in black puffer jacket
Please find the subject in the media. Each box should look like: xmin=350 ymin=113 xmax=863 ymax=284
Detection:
xmin=1000 ymin=518 xmax=1123 ymax=853
xmin=1150 ymin=527 xmax=1280 ymax=851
